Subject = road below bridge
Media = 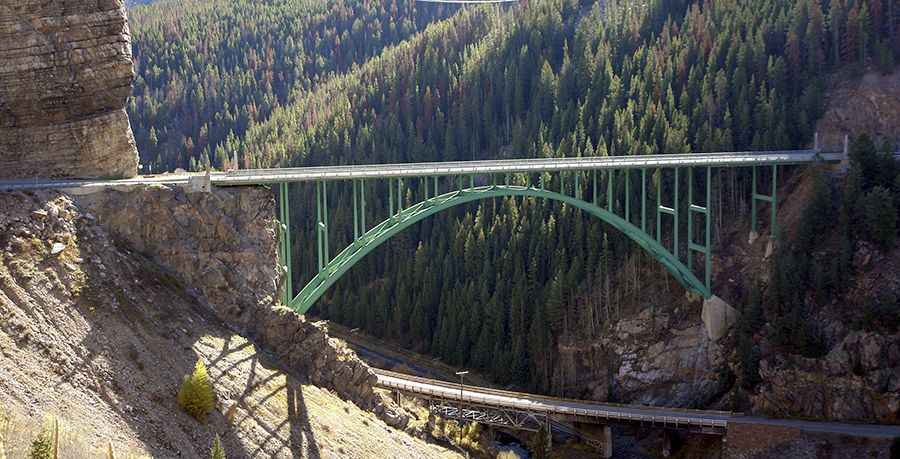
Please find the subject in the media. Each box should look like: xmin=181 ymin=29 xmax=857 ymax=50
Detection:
xmin=374 ymin=369 xmax=900 ymax=439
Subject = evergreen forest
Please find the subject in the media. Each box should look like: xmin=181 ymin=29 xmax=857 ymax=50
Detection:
xmin=128 ymin=0 xmax=900 ymax=395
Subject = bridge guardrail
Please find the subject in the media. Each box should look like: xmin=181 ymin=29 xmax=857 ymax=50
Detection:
xmin=376 ymin=370 xmax=729 ymax=428
xmin=375 ymin=369 xmax=733 ymax=417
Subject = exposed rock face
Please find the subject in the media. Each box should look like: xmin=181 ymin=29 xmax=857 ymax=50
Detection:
xmin=0 ymin=0 xmax=138 ymax=179
xmin=752 ymin=329 xmax=900 ymax=424
xmin=558 ymin=307 xmax=730 ymax=408
xmin=816 ymin=69 xmax=900 ymax=150
xmin=75 ymin=185 xmax=280 ymax=327
xmin=725 ymin=422 xmax=897 ymax=459
xmin=75 ymin=185 xmax=408 ymax=426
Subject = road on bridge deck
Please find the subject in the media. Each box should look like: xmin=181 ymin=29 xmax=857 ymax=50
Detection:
xmin=374 ymin=369 xmax=900 ymax=439
xmin=0 ymin=150 xmax=848 ymax=191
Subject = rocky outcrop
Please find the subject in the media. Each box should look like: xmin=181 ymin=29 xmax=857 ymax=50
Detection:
xmin=816 ymin=69 xmax=900 ymax=150
xmin=725 ymin=422 xmax=897 ymax=459
xmin=558 ymin=306 xmax=730 ymax=408
xmin=75 ymin=184 xmax=409 ymax=426
xmin=752 ymin=330 xmax=900 ymax=424
xmin=74 ymin=185 xmax=280 ymax=328
xmin=0 ymin=0 xmax=138 ymax=179
xmin=255 ymin=308 xmax=410 ymax=428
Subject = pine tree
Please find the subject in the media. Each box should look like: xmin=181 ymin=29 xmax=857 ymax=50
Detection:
xmin=178 ymin=360 xmax=216 ymax=422
xmin=28 ymin=431 xmax=52 ymax=459
xmin=210 ymin=434 xmax=226 ymax=459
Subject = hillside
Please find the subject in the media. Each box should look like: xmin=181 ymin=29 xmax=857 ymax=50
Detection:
xmin=0 ymin=190 xmax=458 ymax=458
xmin=225 ymin=0 xmax=900 ymax=396
xmin=127 ymin=0 xmax=458 ymax=172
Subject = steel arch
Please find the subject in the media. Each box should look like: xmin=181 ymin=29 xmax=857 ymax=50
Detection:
xmin=289 ymin=184 xmax=709 ymax=314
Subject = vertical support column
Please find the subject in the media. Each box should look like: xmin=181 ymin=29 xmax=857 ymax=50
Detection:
xmin=751 ymin=166 xmax=758 ymax=242
xmin=361 ymin=179 xmax=366 ymax=234
xmin=574 ymin=171 xmax=581 ymax=200
xmin=278 ymin=182 xmax=293 ymax=306
xmin=625 ymin=169 xmax=630 ymax=225
xmin=389 ymin=178 xmax=394 ymax=217
xmin=770 ymin=164 xmax=778 ymax=241
xmin=751 ymin=164 xmax=778 ymax=251
xmin=641 ymin=168 xmax=647 ymax=233
xmin=607 ymin=169 xmax=614 ymax=213
xmin=398 ymin=178 xmax=404 ymax=212
xmin=656 ymin=168 xmax=663 ymax=243
xmin=593 ymin=170 xmax=598 ymax=206
xmin=674 ymin=168 xmax=679 ymax=262
xmin=352 ymin=179 xmax=366 ymax=241
xmin=353 ymin=180 xmax=359 ymax=240
xmin=657 ymin=168 xmax=677 ymax=254
xmin=688 ymin=167 xmax=713 ymax=296
xmin=705 ymin=166 xmax=712 ymax=292
xmin=316 ymin=181 xmax=329 ymax=272
xmin=434 ymin=176 xmax=439 ymax=197
xmin=688 ymin=167 xmax=693 ymax=272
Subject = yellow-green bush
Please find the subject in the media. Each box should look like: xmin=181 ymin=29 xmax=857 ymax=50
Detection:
xmin=210 ymin=434 xmax=226 ymax=459
xmin=28 ymin=430 xmax=52 ymax=459
xmin=177 ymin=360 xmax=216 ymax=422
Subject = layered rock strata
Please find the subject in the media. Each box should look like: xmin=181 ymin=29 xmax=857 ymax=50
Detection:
xmin=0 ymin=0 xmax=138 ymax=178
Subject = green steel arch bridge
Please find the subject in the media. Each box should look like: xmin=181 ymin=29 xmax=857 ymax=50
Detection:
xmin=213 ymin=148 xmax=846 ymax=315
xmin=0 ymin=148 xmax=848 ymax=316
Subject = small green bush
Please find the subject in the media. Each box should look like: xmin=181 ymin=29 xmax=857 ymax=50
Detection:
xmin=177 ymin=360 xmax=216 ymax=422
xmin=29 ymin=431 xmax=52 ymax=459
xmin=210 ymin=434 xmax=226 ymax=459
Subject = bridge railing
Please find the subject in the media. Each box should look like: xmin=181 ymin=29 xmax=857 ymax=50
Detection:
xmin=375 ymin=370 xmax=729 ymax=430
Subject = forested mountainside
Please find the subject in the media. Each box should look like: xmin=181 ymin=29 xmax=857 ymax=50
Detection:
xmin=128 ymin=0 xmax=900 ymax=399
xmin=230 ymin=0 xmax=899 ymax=393
xmin=127 ymin=0 xmax=458 ymax=172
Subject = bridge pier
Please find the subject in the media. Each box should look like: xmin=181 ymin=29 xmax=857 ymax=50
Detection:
xmin=701 ymin=295 xmax=740 ymax=341
xmin=574 ymin=423 xmax=613 ymax=458
xmin=748 ymin=230 xmax=759 ymax=245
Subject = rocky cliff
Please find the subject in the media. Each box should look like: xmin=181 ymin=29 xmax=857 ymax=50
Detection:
xmin=0 ymin=190 xmax=449 ymax=457
xmin=0 ymin=0 xmax=138 ymax=179
xmin=74 ymin=185 xmax=409 ymax=426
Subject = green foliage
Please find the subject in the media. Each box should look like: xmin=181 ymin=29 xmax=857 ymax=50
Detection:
xmin=177 ymin=360 xmax=216 ymax=422
xmin=28 ymin=431 xmax=52 ymax=459
xmin=861 ymin=186 xmax=898 ymax=250
xmin=128 ymin=0 xmax=458 ymax=172
xmin=210 ymin=434 xmax=226 ymax=459
xmin=131 ymin=0 xmax=900 ymax=390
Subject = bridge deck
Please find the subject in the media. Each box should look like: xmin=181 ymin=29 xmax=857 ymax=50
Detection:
xmin=0 ymin=150 xmax=844 ymax=191
xmin=375 ymin=369 xmax=731 ymax=431
xmin=214 ymin=150 xmax=838 ymax=185
xmin=376 ymin=369 xmax=900 ymax=439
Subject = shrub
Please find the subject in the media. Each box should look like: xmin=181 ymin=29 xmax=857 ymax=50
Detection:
xmin=210 ymin=434 xmax=226 ymax=459
xmin=177 ymin=360 xmax=216 ymax=422
xmin=29 ymin=431 xmax=52 ymax=459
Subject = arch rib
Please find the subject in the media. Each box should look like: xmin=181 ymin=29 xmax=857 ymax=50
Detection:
xmin=289 ymin=185 xmax=710 ymax=314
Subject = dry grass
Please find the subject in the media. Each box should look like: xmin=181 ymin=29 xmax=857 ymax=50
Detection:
xmin=0 ymin=409 xmax=148 ymax=459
